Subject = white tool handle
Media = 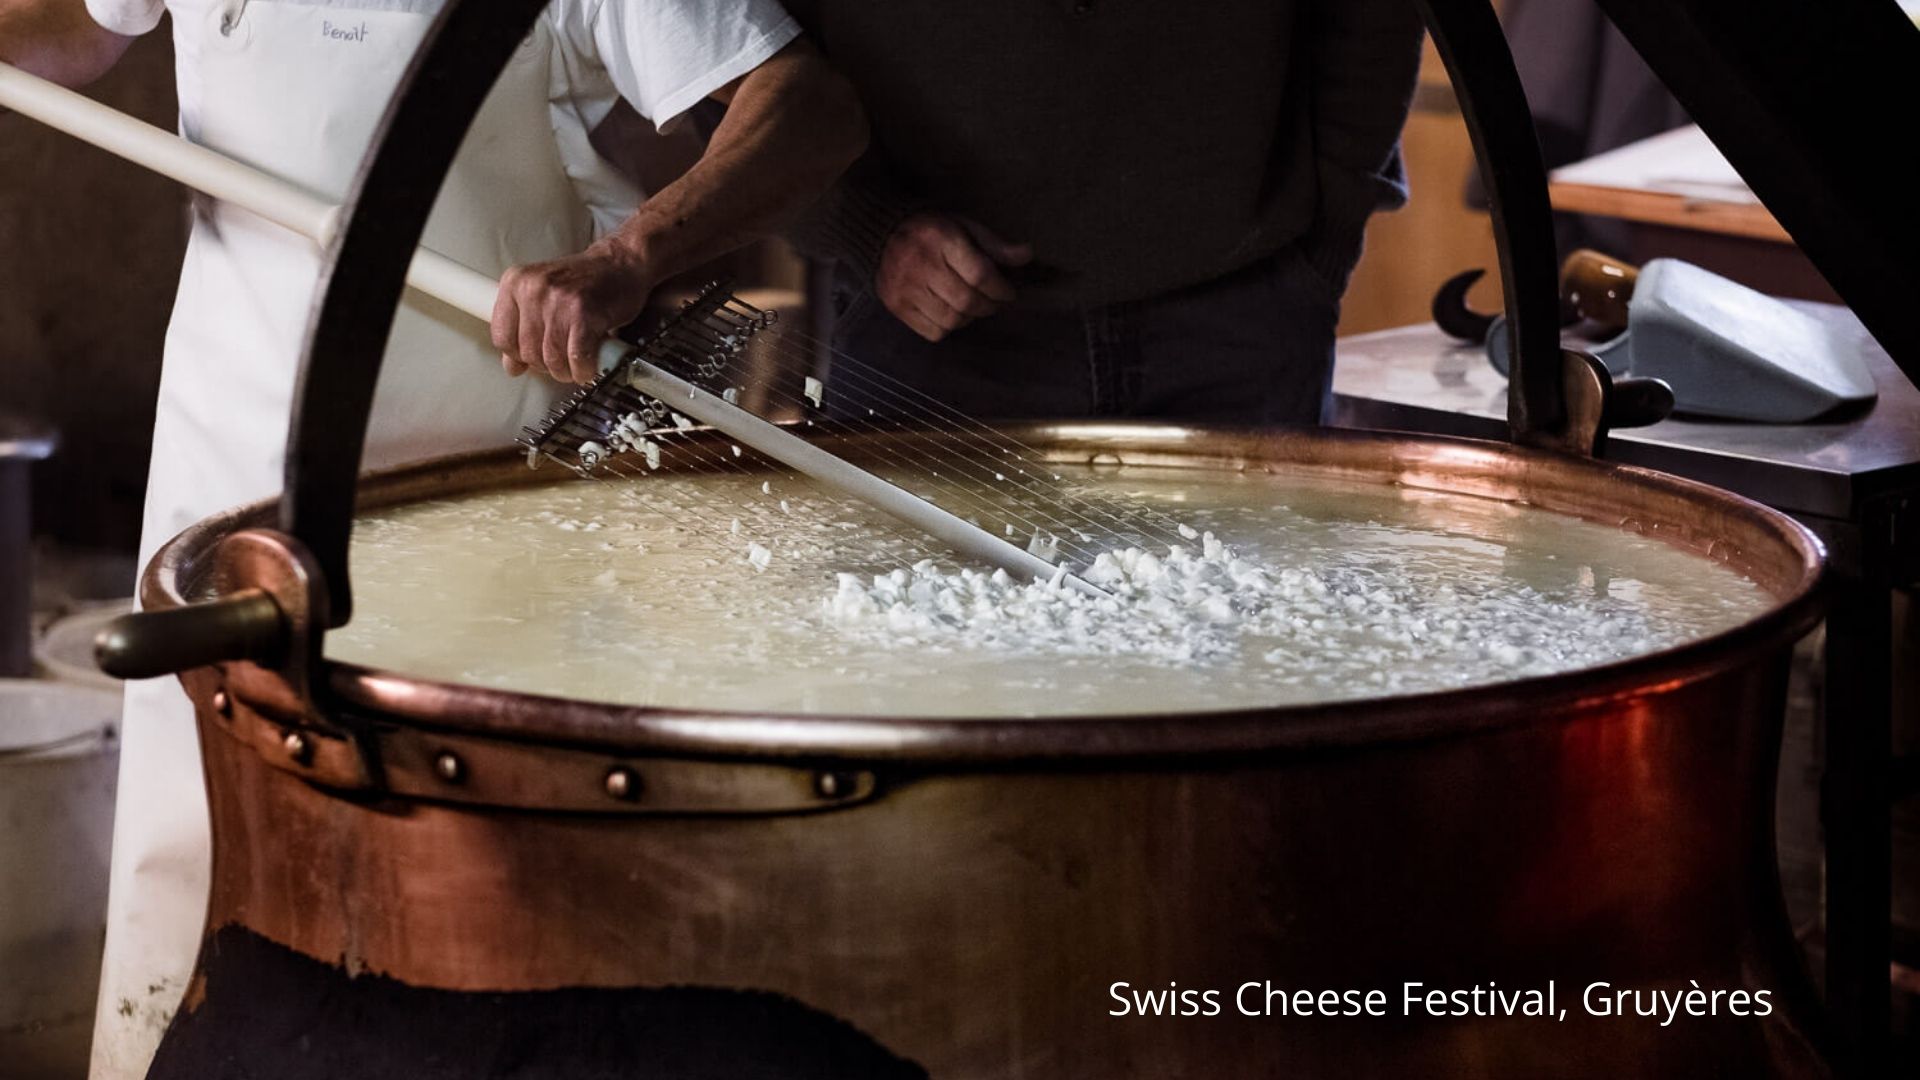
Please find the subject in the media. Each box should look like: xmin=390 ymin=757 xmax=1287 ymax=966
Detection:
xmin=0 ymin=62 xmax=1104 ymax=594
xmin=411 ymin=252 xmax=1096 ymax=593
xmin=0 ymin=63 xmax=340 ymax=244
xmin=624 ymin=362 xmax=1104 ymax=597
xmin=0 ymin=64 xmax=495 ymax=317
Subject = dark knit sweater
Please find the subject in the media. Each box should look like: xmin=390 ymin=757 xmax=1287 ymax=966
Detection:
xmin=784 ymin=0 xmax=1425 ymax=308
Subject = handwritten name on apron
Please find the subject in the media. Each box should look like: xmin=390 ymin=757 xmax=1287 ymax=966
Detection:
xmin=321 ymin=20 xmax=369 ymax=42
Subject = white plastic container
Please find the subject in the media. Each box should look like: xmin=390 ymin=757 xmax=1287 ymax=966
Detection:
xmin=33 ymin=603 xmax=130 ymax=692
xmin=0 ymin=680 xmax=121 ymax=1079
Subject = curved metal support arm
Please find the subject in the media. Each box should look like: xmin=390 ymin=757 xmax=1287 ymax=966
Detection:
xmin=280 ymin=0 xmax=552 ymax=624
xmin=1409 ymin=0 xmax=1568 ymax=450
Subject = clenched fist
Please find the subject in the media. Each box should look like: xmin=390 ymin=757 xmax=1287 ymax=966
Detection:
xmin=875 ymin=214 xmax=1032 ymax=341
xmin=492 ymin=242 xmax=655 ymax=384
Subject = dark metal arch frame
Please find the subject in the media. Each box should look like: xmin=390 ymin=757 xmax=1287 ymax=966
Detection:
xmin=280 ymin=0 xmax=552 ymax=625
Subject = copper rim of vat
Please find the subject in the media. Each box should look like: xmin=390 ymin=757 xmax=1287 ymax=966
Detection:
xmin=138 ymin=421 xmax=1826 ymax=806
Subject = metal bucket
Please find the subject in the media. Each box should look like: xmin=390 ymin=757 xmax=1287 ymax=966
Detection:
xmin=35 ymin=603 xmax=132 ymax=692
xmin=0 ymin=679 xmax=120 ymax=1079
xmin=132 ymin=424 xmax=1830 ymax=1077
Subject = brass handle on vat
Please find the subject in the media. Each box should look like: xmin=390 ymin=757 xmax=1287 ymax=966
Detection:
xmin=94 ymin=590 xmax=289 ymax=680
xmin=1605 ymin=376 xmax=1676 ymax=429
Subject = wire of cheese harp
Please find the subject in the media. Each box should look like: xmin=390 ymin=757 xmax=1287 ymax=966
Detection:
xmin=618 ymin=323 xmax=1136 ymax=566
xmin=554 ymin=409 xmax=813 ymax=562
xmin=515 ymin=283 xmax=1043 ymax=552
xmin=687 ymin=381 xmax=1116 ymax=565
xmin=516 ymin=282 xmax=1183 ymax=575
xmin=687 ymin=300 xmax=1185 ymax=557
xmin=514 ymin=286 xmax=813 ymax=564
xmin=708 ymin=294 xmax=1198 ymax=549
xmin=563 ymin=426 xmax=905 ymax=574
xmin=515 ymin=283 xmax=753 ymax=465
xmin=515 ymin=285 xmax=980 ymax=572
xmin=733 ymin=327 xmax=1194 ymax=553
xmin=643 ymin=336 xmax=1112 ymax=559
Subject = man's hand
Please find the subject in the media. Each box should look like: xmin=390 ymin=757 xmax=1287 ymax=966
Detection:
xmin=486 ymin=37 xmax=863 ymax=386
xmin=484 ymin=36 xmax=864 ymax=385
xmin=492 ymin=240 xmax=653 ymax=385
xmin=875 ymin=213 xmax=1031 ymax=341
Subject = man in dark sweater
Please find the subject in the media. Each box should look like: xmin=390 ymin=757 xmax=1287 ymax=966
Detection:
xmin=785 ymin=0 xmax=1425 ymax=425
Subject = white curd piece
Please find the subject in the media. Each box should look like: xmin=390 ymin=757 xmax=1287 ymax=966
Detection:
xmin=1026 ymin=531 xmax=1061 ymax=562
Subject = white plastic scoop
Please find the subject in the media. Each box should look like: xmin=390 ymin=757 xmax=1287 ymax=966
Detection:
xmin=0 ymin=61 xmax=1103 ymax=596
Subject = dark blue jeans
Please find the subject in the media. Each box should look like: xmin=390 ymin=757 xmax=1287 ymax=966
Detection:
xmin=826 ymin=246 xmax=1340 ymax=426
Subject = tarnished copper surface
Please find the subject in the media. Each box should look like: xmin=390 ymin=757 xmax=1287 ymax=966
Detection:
xmin=148 ymin=423 xmax=1831 ymax=1076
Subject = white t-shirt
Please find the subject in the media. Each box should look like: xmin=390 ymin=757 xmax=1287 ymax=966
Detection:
xmin=86 ymin=0 xmax=797 ymax=134
xmin=82 ymin=0 xmax=801 ymax=554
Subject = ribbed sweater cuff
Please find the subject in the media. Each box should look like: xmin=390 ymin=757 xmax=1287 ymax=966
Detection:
xmin=786 ymin=160 xmax=926 ymax=287
xmin=1302 ymin=151 xmax=1410 ymax=293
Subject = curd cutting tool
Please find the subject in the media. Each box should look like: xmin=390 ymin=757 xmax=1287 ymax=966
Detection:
xmin=0 ymin=61 xmax=1105 ymax=597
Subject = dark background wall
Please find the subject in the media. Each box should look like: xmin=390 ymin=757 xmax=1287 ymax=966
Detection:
xmin=2 ymin=31 xmax=181 ymax=554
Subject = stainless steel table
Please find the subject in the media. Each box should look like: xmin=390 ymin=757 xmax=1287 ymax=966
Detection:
xmin=1334 ymin=308 xmax=1918 ymax=1069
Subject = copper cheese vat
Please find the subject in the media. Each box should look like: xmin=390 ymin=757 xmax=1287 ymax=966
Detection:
xmin=130 ymin=424 xmax=1828 ymax=1077
xmin=91 ymin=0 xmax=1917 ymax=1070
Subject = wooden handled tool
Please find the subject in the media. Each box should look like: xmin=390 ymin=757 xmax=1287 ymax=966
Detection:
xmin=1559 ymin=249 xmax=1640 ymax=330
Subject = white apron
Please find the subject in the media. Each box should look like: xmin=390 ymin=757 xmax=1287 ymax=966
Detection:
xmin=90 ymin=2 xmax=643 ymax=1075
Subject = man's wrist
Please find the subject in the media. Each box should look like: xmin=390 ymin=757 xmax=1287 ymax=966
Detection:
xmin=589 ymin=232 xmax=660 ymax=291
xmin=1301 ymin=154 xmax=1407 ymax=296
xmin=785 ymin=155 xmax=927 ymax=288
xmin=827 ymin=186 xmax=921 ymax=287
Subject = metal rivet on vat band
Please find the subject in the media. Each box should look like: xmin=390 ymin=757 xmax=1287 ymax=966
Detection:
xmin=603 ymin=766 xmax=640 ymax=802
xmin=282 ymin=730 xmax=311 ymax=766
xmin=815 ymin=771 xmax=852 ymax=799
xmin=212 ymin=690 xmax=232 ymax=717
xmin=433 ymin=751 xmax=466 ymax=784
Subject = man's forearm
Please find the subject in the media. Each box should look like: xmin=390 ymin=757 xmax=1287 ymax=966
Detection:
xmin=598 ymin=40 xmax=868 ymax=282
xmin=0 ymin=0 xmax=133 ymax=86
